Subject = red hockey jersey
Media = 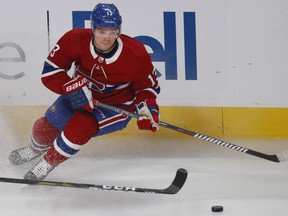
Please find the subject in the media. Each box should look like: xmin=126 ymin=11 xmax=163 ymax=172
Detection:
xmin=41 ymin=29 xmax=160 ymax=110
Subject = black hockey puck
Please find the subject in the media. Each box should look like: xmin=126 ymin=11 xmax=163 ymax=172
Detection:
xmin=211 ymin=205 xmax=223 ymax=212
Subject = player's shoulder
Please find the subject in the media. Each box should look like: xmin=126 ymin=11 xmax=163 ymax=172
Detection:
xmin=120 ymin=34 xmax=146 ymax=49
xmin=118 ymin=34 xmax=153 ymax=79
xmin=119 ymin=34 xmax=149 ymax=58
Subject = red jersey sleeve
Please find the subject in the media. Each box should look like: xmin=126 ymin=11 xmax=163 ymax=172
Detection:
xmin=129 ymin=42 xmax=160 ymax=105
xmin=41 ymin=29 xmax=89 ymax=94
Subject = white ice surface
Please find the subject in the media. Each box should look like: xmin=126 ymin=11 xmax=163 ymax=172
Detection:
xmin=1 ymin=115 xmax=288 ymax=216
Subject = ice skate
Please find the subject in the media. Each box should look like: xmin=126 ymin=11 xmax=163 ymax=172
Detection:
xmin=24 ymin=157 xmax=55 ymax=181
xmin=9 ymin=146 xmax=42 ymax=165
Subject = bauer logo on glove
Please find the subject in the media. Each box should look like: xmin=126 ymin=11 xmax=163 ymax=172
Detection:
xmin=64 ymin=77 xmax=88 ymax=93
xmin=62 ymin=76 xmax=94 ymax=112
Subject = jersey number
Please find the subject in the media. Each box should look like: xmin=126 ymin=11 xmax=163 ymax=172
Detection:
xmin=50 ymin=44 xmax=60 ymax=57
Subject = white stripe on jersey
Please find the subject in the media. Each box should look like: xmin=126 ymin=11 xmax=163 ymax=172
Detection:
xmin=99 ymin=114 xmax=129 ymax=129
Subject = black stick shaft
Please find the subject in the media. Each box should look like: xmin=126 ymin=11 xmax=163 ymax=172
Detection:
xmin=94 ymin=100 xmax=282 ymax=163
xmin=0 ymin=168 xmax=187 ymax=195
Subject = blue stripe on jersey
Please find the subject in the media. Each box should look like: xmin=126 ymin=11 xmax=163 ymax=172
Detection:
xmin=42 ymin=61 xmax=57 ymax=75
xmin=154 ymin=85 xmax=161 ymax=95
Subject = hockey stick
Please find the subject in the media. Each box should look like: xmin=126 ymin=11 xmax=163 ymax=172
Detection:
xmin=0 ymin=168 xmax=187 ymax=195
xmin=93 ymin=100 xmax=288 ymax=163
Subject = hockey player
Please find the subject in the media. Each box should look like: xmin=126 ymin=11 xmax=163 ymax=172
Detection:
xmin=9 ymin=3 xmax=160 ymax=181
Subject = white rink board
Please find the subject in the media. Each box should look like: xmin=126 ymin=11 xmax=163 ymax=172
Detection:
xmin=0 ymin=0 xmax=287 ymax=107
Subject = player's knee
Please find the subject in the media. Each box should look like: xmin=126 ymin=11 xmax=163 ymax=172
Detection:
xmin=64 ymin=112 xmax=99 ymax=144
xmin=32 ymin=116 xmax=61 ymax=145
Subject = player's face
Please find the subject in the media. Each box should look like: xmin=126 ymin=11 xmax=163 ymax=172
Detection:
xmin=93 ymin=27 xmax=119 ymax=52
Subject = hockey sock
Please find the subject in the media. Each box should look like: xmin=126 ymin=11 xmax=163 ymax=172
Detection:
xmin=45 ymin=112 xmax=99 ymax=166
xmin=31 ymin=116 xmax=61 ymax=153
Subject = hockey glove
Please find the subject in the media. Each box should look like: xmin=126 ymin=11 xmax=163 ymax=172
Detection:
xmin=62 ymin=76 xmax=94 ymax=112
xmin=136 ymin=99 xmax=160 ymax=132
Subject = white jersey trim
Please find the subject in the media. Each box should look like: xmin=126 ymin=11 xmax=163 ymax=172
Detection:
xmin=89 ymin=37 xmax=123 ymax=64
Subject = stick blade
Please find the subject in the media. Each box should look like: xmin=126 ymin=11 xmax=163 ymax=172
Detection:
xmin=276 ymin=149 xmax=288 ymax=162
xmin=163 ymin=168 xmax=188 ymax=194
